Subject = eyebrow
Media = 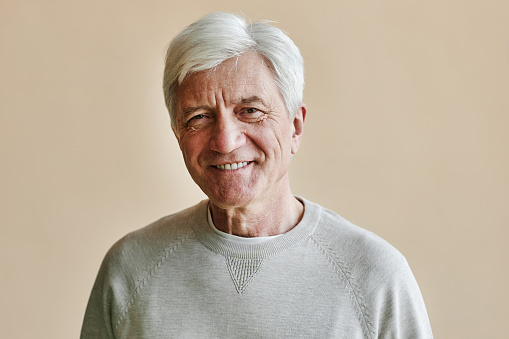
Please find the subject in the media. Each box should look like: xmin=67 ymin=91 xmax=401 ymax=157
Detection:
xmin=239 ymin=96 xmax=267 ymax=106
xmin=181 ymin=96 xmax=267 ymax=118
xmin=182 ymin=105 xmax=210 ymax=117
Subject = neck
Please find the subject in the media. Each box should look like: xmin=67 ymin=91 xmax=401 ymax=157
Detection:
xmin=209 ymin=191 xmax=304 ymax=238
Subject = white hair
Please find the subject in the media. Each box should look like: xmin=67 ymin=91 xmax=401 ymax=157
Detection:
xmin=163 ymin=12 xmax=304 ymax=129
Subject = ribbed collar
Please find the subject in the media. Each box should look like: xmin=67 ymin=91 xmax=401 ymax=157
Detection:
xmin=191 ymin=197 xmax=322 ymax=259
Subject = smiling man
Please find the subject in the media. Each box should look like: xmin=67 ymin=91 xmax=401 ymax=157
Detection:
xmin=81 ymin=12 xmax=433 ymax=338
xmin=175 ymin=51 xmax=304 ymax=237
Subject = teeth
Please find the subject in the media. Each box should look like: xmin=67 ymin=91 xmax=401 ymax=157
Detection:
xmin=216 ymin=162 xmax=249 ymax=170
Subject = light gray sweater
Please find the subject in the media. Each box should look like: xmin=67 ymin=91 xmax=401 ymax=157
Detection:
xmin=81 ymin=198 xmax=433 ymax=338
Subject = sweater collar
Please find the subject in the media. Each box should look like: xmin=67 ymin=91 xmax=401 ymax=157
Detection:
xmin=191 ymin=197 xmax=322 ymax=259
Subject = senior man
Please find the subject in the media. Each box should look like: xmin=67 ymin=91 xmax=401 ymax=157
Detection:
xmin=81 ymin=12 xmax=433 ymax=338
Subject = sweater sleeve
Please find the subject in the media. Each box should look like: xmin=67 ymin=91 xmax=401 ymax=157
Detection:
xmin=80 ymin=209 xmax=197 ymax=339
xmin=80 ymin=234 xmax=139 ymax=339
xmin=313 ymin=207 xmax=433 ymax=339
xmin=370 ymin=255 xmax=433 ymax=338
xmin=80 ymin=249 xmax=119 ymax=339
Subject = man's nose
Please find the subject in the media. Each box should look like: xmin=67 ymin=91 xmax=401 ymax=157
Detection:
xmin=209 ymin=115 xmax=245 ymax=154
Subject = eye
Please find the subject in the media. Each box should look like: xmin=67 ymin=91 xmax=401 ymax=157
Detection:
xmin=244 ymin=108 xmax=259 ymax=114
xmin=189 ymin=114 xmax=206 ymax=121
xmin=184 ymin=113 xmax=210 ymax=131
xmin=239 ymin=107 xmax=266 ymax=123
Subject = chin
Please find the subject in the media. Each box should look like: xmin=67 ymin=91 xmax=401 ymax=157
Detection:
xmin=195 ymin=176 xmax=259 ymax=207
xmin=206 ymin=188 xmax=259 ymax=209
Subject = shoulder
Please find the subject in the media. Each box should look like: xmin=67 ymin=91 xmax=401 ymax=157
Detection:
xmin=98 ymin=201 xmax=208 ymax=298
xmin=304 ymin=198 xmax=405 ymax=275
xmin=103 ymin=200 xmax=207 ymax=272
xmin=303 ymin=198 xmax=433 ymax=338
xmin=83 ymin=201 xmax=208 ymax=333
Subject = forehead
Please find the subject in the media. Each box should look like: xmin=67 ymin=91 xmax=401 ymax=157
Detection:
xmin=176 ymin=53 xmax=279 ymax=109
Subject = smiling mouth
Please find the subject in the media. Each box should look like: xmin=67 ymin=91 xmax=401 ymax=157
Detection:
xmin=214 ymin=162 xmax=250 ymax=170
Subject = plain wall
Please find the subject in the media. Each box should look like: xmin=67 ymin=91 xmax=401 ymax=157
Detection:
xmin=1 ymin=0 xmax=508 ymax=338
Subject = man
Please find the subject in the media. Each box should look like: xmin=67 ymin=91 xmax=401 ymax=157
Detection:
xmin=81 ymin=12 xmax=433 ymax=338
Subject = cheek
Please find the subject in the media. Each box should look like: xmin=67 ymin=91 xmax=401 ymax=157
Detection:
xmin=255 ymin=130 xmax=292 ymax=159
xmin=180 ymin=135 xmax=208 ymax=163
xmin=270 ymin=124 xmax=293 ymax=149
xmin=178 ymin=138 xmax=194 ymax=157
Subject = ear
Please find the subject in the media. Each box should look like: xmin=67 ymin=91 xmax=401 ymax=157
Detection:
xmin=291 ymin=103 xmax=306 ymax=155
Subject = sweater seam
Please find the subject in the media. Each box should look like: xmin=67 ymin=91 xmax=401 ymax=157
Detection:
xmin=114 ymin=230 xmax=192 ymax=330
xmin=310 ymin=234 xmax=375 ymax=339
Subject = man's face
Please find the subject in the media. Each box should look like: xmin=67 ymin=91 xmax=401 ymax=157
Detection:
xmin=174 ymin=52 xmax=305 ymax=209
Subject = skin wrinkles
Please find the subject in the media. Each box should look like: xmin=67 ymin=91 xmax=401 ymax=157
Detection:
xmin=174 ymin=52 xmax=306 ymax=237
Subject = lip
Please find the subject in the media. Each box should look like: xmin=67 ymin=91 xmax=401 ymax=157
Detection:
xmin=211 ymin=161 xmax=252 ymax=170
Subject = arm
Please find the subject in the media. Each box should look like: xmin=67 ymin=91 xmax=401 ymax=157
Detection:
xmin=370 ymin=255 xmax=433 ymax=338
xmin=80 ymin=254 xmax=117 ymax=339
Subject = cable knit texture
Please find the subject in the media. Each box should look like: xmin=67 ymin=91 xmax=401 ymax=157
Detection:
xmin=81 ymin=198 xmax=433 ymax=338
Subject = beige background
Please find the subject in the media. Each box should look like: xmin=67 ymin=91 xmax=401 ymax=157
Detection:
xmin=1 ymin=0 xmax=508 ymax=338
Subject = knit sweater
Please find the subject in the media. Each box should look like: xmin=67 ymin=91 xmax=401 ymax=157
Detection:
xmin=81 ymin=198 xmax=433 ymax=338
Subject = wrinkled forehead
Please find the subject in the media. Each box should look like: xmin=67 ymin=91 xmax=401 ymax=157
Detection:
xmin=176 ymin=52 xmax=279 ymax=110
